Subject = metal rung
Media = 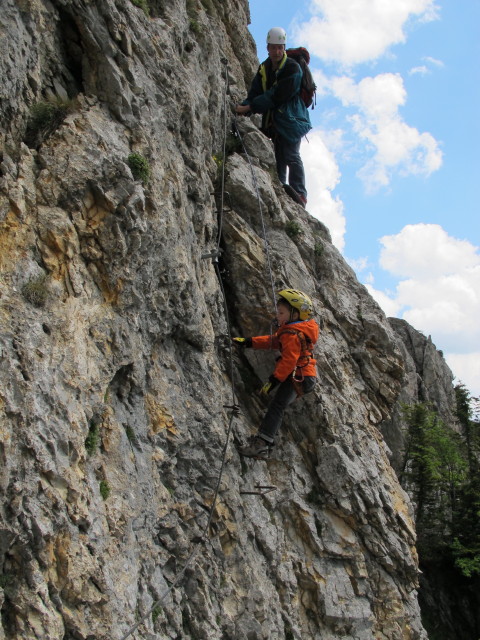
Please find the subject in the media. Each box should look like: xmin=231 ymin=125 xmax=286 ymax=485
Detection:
xmin=201 ymin=248 xmax=223 ymax=261
xmin=240 ymin=485 xmax=277 ymax=496
xmin=223 ymin=404 xmax=241 ymax=415
xmin=211 ymin=191 xmax=233 ymax=211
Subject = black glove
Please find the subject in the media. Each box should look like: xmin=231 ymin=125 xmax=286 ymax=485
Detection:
xmin=232 ymin=337 xmax=252 ymax=348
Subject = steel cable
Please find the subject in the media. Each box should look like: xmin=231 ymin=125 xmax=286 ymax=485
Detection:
xmin=231 ymin=115 xmax=278 ymax=316
xmin=119 ymin=58 xmax=238 ymax=640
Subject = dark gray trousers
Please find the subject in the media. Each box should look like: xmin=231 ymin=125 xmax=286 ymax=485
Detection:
xmin=258 ymin=376 xmax=316 ymax=443
xmin=274 ymin=135 xmax=307 ymax=198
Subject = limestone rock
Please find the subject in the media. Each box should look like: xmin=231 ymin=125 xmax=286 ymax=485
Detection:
xmin=0 ymin=1 xmax=440 ymax=639
xmin=381 ymin=318 xmax=459 ymax=472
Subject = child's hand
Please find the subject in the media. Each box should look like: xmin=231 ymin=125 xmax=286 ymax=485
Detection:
xmin=259 ymin=381 xmax=273 ymax=395
xmin=232 ymin=337 xmax=252 ymax=347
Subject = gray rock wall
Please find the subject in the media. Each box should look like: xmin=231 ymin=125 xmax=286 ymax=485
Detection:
xmin=381 ymin=318 xmax=459 ymax=473
xmin=0 ymin=1 xmax=442 ymax=638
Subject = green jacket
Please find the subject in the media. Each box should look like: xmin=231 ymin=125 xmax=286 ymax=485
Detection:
xmin=243 ymin=53 xmax=311 ymax=143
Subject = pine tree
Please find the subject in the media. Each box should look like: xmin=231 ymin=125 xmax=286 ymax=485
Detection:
xmin=401 ymin=403 xmax=468 ymax=562
xmin=451 ymin=385 xmax=480 ymax=577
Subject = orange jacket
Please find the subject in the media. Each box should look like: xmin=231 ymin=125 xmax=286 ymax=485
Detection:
xmin=251 ymin=319 xmax=319 ymax=382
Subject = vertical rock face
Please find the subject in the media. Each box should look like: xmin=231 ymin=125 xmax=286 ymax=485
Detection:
xmin=0 ymin=1 xmax=453 ymax=638
xmin=389 ymin=318 xmax=457 ymax=422
xmin=382 ymin=318 xmax=459 ymax=473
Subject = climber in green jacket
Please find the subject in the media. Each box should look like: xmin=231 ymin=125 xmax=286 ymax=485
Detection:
xmin=236 ymin=27 xmax=312 ymax=207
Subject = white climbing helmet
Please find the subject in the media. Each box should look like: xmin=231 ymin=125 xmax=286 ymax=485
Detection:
xmin=267 ymin=27 xmax=287 ymax=45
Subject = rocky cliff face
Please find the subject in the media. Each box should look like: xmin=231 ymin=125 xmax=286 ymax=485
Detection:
xmin=0 ymin=1 xmax=455 ymax=638
xmin=382 ymin=318 xmax=459 ymax=474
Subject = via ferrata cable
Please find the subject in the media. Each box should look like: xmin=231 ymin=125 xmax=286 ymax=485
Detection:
xmin=119 ymin=57 xmax=238 ymax=640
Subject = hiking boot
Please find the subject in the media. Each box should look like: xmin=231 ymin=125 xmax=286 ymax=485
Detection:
xmin=238 ymin=436 xmax=271 ymax=459
xmin=283 ymin=184 xmax=307 ymax=208
xmin=298 ymin=194 xmax=307 ymax=208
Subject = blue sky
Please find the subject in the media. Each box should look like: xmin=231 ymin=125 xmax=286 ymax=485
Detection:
xmin=247 ymin=0 xmax=480 ymax=397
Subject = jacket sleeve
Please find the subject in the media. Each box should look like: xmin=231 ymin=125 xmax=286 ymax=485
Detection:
xmin=251 ymin=335 xmax=280 ymax=351
xmin=243 ymin=67 xmax=264 ymax=106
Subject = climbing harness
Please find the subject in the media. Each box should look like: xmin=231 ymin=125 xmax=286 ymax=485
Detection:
xmin=257 ymin=52 xmax=288 ymax=133
xmin=277 ymin=326 xmax=313 ymax=370
xmin=277 ymin=325 xmax=314 ymax=397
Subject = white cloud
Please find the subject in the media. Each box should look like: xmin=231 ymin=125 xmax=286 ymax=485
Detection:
xmin=330 ymin=73 xmax=443 ymax=191
xmin=371 ymin=224 xmax=480 ymax=395
xmin=423 ymin=56 xmax=444 ymax=68
xmin=302 ymin=129 xmax=346 ymax=251
xmin=399 ymin=270 xmax=480 ymax=350
xmin=365 ymin=284 xmax=402 ymax=317
xmin=445 ymin=353 xmax=480 ymax=398
xmin=293 ymin=0 xmax=439 ymax=66
xmin=332 ymin=73 xmax=407 ymax=117
xmin=409 ymin=65 xmax=430 ymax=75
xmin=291 ymin=1 xmax=443 ymax=192
xmin=311 ymin=68 xmax=332 ymax=97
xmin=347 ymin=256 xmax=369 ymax=272
xmin=409 ymin=56 xmax=444 ymax=75
xmin=380 ymin=224 xmax=479 ymax=277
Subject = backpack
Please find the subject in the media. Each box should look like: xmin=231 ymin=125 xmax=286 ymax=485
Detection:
xmin=286 ymin=47 xmax=317 ymax=109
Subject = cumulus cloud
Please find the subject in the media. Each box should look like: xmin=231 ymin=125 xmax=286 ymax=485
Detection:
xmin=364 ymin=224 xmax=480 ymax=395
xmin=445 ymin=353 xmax=480 ymax=398
xmin=365 ymin=284 xmax=402 ymax=317
xmin=379 ymin=224 xmax=479 ymax=277
xmin=290 ymin=1 xmax=443 ymax=191
xmin=330 ymin=73 xmax=443 ymax=191
xmin=302 ymin=129 xmax=346 ymax=250
xmin=311 ymin=68 xmax=332 ymax=97
xmin=347 ymin=256 xmax=370 ymax=273
xmin=293 ymin=0 xmax=439 ymax=66
xmin=331 ymin=73 xmax=407 ymax=117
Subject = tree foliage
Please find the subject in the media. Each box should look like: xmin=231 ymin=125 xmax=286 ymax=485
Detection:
xmin=451 ymin=385 xmax=480 ymax=578
xmin=400 ymin=387 xmax=480 ymax=578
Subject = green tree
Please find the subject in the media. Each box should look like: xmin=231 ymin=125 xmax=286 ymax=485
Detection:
xmin=401 ymin=403 xmax=468 ymax=560
xmin=400 ymin=396 xmax=480 ymax=578
xmin=451 ymin=385 xmax=480 ymax=577
xmin=455 ymin=384 xmax=480 ymax=474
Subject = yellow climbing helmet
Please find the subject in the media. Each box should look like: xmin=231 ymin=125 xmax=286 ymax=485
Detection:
xmin=278 ymin=289 xmax=314 ymax=320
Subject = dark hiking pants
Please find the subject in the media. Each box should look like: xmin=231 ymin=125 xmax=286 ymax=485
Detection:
xmin=258 ymin=376 xmax=316 ymax=443
xmin=274 ymin=135 xmax=307 ymax=199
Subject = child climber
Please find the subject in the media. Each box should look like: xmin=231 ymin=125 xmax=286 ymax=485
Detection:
xmin=233 ymin=289 xmax=319 ymax=459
